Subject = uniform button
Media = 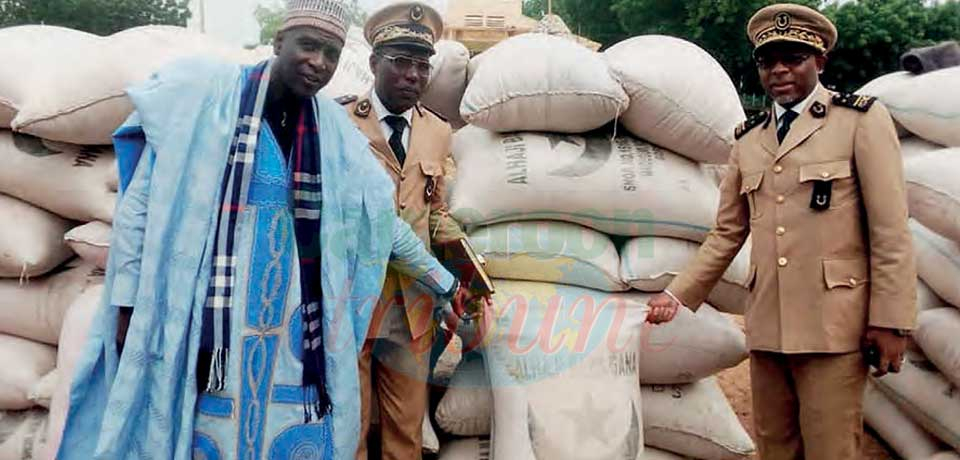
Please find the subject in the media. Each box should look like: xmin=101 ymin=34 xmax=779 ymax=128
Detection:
xmin=399 ymin=202 xmax=407 ymax=210
xmin=821 ymin=171 xmax=830 ymax=179
xmin=849 ymin=278 xmax=858 ymax=286
xmin=778 ymin=257 xmax=788 ymax=267
xmin=773 ymin=165 xmax=783 ymax=174
xmin=776 ymin=195 xmax=785 ymax=204
xmin=776 ymin=226 xmax=786 ymax=236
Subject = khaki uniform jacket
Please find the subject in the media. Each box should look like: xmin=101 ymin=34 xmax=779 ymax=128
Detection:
xmin=342 ymin=91 xmax=466 ymax=340
xmin=668 ymin=86 xmax=917 ymax=353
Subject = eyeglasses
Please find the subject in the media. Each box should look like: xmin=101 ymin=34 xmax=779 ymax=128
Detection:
xmin=755 ymin=53 xmax=812 ymax=69
xmin=380 ymin=54 xmax=432 ymax=77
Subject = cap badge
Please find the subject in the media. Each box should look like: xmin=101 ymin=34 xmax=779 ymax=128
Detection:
xmin=775 ymin=12 xmax=791 ymax=31
xmin=411 ymin=4 xmax=424 ymax=22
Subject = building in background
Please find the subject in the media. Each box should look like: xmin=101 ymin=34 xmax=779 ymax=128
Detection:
xmin=442 ymin=0 xmax=537 ymax=54
xmin=442 ymin=0 xmax=599 ymax=54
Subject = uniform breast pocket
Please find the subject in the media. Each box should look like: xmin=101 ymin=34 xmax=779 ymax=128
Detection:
xmin=740 ymin=171 xmax=764 ymax=220
xmin=798 ymin=160 xmax=856 ymax=209
xmin=419 ymin=161 xmax=442 ymax=203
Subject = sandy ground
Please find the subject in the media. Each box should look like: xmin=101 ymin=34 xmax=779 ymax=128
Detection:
xmin=717 ymin=316 xmax=897 ymax=460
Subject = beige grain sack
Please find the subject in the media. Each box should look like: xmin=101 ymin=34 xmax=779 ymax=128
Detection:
xmin=423 ymin=40 xmax=469 ymax=129
xmin=450 ymin=127 xmax=719 ymax=240
xmin=915 ymin=308 xmax=960 ymax=387
xmin=41 ymin=283 xmax=104 ymax=460
xmin=877 ymin=67 xmax=960 ymax=147
xmin=0 ymin=131 xmax=117 ymax=223
xmin=873 ymin=359 xmax=960 ymax=450
xmin=911 ymin=220 xmax=960 ymax=307
xmin=8 ymin=26 xmax=265 ymax=144
xmin=900 ymin=136 xmax=946 ymax=159
xmin=468 ymin=221 xmax=627 ymax=292
xmin=0 ymin=195 xmax=73 ymax=278
xmin=604 ymin=36 xmax=745 ymax=164
xmin=0 ymin=336 xmax=57 ymax=410
xmin=0 ymin=409 xmax=48 ymax=460
xmin=863 ymin=380 xmax=946 ymax=460
xmin=641 ymin=378 xmax=755 ymax=460
xmin=637 ymin=305 xmax=747 ymax=385
xmin=435 ymin=356 xmax=491 ymax=437
xmin=905 ymin=148 xmax=960 ymax=243
xmin=64 ymin=222 xmax=112 ymax=269
xmin=460 ymin=34 xmax=628 ymax=133
xmin=0 ymin=262 xmax=100 ymax=345
xmin=620 ymin=237 xmax=752 ymax=314
xmin=484 ymin=280 xmax=646 ymax=460
xmin=856 ymin=71 xmax=913 ymax=137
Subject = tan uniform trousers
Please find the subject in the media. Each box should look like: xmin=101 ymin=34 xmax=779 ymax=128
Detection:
xmin=750 ymin=351 xmax=869 ymax=460
xmin=357 ymin=325 xmax=434 ymax=460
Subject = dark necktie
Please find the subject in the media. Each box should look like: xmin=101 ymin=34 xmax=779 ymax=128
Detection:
xmin=777 ymin=110 xmax=799 ymax=144
xmin=385 ymin=115 xmax=408 ymax=166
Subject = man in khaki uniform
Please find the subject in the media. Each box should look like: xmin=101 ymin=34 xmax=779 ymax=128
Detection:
xmin=647 ymin=4 xmax=917 ymax=459
xmin=338 ymin=3 xmax=467 ymax=459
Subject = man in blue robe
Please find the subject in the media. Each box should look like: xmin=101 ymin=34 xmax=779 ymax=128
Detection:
xmin=55 ymin=1 xmax=468 ymax=459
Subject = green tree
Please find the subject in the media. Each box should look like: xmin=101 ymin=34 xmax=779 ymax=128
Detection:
xmin=0 ymin=0 xmax=191 ymax=36
xmin=522 ymin=0 xmax=547 ymax=20
xmin=822 ymin=0 xmax=935 ymax=92
xmin=255 ymin=0 xmax=368 ymax=45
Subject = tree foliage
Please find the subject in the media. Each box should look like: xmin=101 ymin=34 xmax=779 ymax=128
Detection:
xmin=524 ymin=0 xmax=960 ymax=95
xmin=0 ymin=0 xmax=191 ymax=36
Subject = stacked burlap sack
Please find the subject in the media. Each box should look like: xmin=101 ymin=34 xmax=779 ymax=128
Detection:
xmin=854 ymin=67 xmax=960 ymax=460
xmin=427 ymin=32 xmax=762 ymax=460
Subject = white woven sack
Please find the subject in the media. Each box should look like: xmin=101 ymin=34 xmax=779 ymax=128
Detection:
xmin=0 ymin=131 xmax=117 ymax=222
xmin=0 ymin=409 xmax=49 ymax=460
xmin=450 ymin=127 xmax=719 ymax=240
xmin=863 ymin=380 xmax=946 ymax=460
xmin=620 ymin=236 xmax=752 ymax=314
xmin=905 ymin=148 xmax=960 ymax=243
xmin=423 ymin=40 xmax=469 ymax=129
xmin=320 ymin=27 xmax=374 ymax=99
xmin=41 ymin=283 xmax=104 ymax=460
xmin=64 ymin=222 xmax=112 ymax=269
xmin=435 ymin=356 xmax=492 ymax=436
xmin=8 ymin=26 xmax=264 ymax=144
xmin=856 ymin=71 xmax=914 ymax=137
xmin=641 ymin=378 xmax=755 ymax=460
xmin=468 ymin=221 xmax=627 ymax=292
xmin=873 ymin=358 xmax=960 ymax=450
xmin=915 ymin=308 xmax=960 ymax=388
xmin=0 ymin=194 xmax=73 ymax=278
xmin=0 ymin=262 xmax=100 ymax=345
xmin=900 ymin=136 xmax=946 ymax=159
xmin=604 ymin=36 xmax=745 ymax=164
xmin=484 ymin=280 xmax=646 ymax=460
xmin=911 ymin=220 xmax=960 ymax=307
xmin=874 ymin=67 xmax=960 ymax=146
xmin=637 ymin=305 xmax=747 ymax=385
xmin=461 ymin=34 xmax=628 ymax=133
xmin=0 ymin=335 xmax=57 ymax=410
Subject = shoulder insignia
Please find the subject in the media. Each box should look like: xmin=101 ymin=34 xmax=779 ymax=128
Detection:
xmin=335 ymin=94 xmax=357 ymax=105
xmin=419 ymin=104 xmax=448 ymax=123
xmin=735 ymin=111 xmax=769 ymax=140
xmin=832 ymin=93 xmax=876 ymax=112
xmin=810 ymin=101 xmax=827 ymax=118
xmin=354 ymin=99 xmax=372 ymax=118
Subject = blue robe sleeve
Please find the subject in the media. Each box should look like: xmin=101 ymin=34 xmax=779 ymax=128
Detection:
xmin=389 ymin=215 xmax=456 ymax=298
xmin=109 ymin=142 xmax=156 ymax=308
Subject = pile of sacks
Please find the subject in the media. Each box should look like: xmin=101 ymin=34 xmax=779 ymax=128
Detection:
xmin=425 ymin=32 xmax=760 ymax=460
xmin=855 ymin=66 xmax=960 ymax=460
xmin=0 ymin=23 xmax=383 ymax=460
